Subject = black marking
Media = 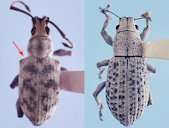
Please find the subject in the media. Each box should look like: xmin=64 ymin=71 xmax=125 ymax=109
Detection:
xmin=23 ymin=98 xmax=34 ymax=113
xmin=43 ymin=105 xmax=48 ymax=112
xmin=23 ymin=64 xmax=38 ymax=74
xmin=113 ymin=88 xmax=117 ymax=93
xmin=119 ymin=95 xmax=125 ymax=100
xmin=113 ymin=62 xmax=119 ymax=68
xmin=113 ymin=72 xmax=118 ymax=77
xmin=110 ymin=96 xmax=117 ymax=100
xmin=23 ymin=79 xmax=37 ymax=95
xmin=42 ymin=65 xmax=54 ymax=74
xmin=131 ymin=87 xmax=135 ymax=91
xmin=112 ymin=106 xmax=117 ymax=111
xmin=41 ymin=92 xmax=49 ymax=101
xmin=45 ymin=79 xmax=57 ymax=90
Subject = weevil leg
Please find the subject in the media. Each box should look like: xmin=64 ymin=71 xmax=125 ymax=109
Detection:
xmin=140 ymin=14 xmax=151 ymax=41
xmin=147 ymin=63 xmax=156 ymax=74
xmin=147 ymin=92 xmax=153 ymax=106
xmin=10 ymin=74 xmax=19 ymax=89
xmin=97 ymin=59 xmax=109 ymax=79
xmin=101 ymin=11 xmax=114 ymax=46
xmin=93 ymin=81 xmax=106 ymax=121
xmin=16 ymin=98 xmax=23 ymax=118
xmin=61 ymin=67 xmax=68 ymax=71
xmin=53 ymin=49 xmax=71 ymax=56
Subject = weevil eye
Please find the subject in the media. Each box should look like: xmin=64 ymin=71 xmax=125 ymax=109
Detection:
xmin=46 ymin=27 xmax=50 ymax=35
xmin=135 ymin=25 xmax=139 ymax=30
xmin=116 ymin=25 xmax=119 ymax=30
xmin=31 ymin=27 xmax=36 ymax=35
xmin=32 ymin=17 xmax=36 ymax=25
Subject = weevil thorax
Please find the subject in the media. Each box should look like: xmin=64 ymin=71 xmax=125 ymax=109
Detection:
xmin=117 ymin=17 xmax=139 ymax=33
xmin=114 ymin=16 xmax=142 ymax=56
xmin=27 ymin=16 xmax=53 ymax=58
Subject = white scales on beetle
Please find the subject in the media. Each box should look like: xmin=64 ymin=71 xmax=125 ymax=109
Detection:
xmin=93 ymin=4 xmax=169 ymax=127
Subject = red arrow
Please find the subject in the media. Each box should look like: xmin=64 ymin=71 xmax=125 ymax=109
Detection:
xmin=12 ymin=41 xmax=24 ymax=56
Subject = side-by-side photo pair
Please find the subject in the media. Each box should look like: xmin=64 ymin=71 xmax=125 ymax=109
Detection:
xmin=0 ymin=0 xmax=169 ymax=128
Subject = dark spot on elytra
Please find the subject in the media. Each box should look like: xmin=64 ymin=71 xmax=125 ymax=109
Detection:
xmin=130 ymin=80 xmax=135 ymax=86
xmin=29 ymin=86 xmax=37 ymax=95
xmin=138 ymin=97 xmax=141 ymax=101
xmin=42 ymin=65 xmax=54 ymax=74
xmin=108 ymin=75 xmax=112 ymax=79
xmin=113 ymin=62 xmax=119 ymax=68
xmin=110 ymin=96 xmax=117 ymax=100
xmin=43 ymin=105 xmax=48 ymax=112
xmin=120 ymin=81 xmax=125 ymax=85
xmin=119 ymin=95 xmax=125 ymax=100
xmin=23 ymin=64 xmax=38 ymax=74
xmin=41 ymin=92 xmax=49 ymax=101
xmin=23 ymin=79 xmax=37 ymax=95
xmin=131 ymin=87 xmax=135 ymax=91
xmin=112 ymin=106 xmax=117 ymax=111
xmin=113 ymin=72 xmax=118 ymax=77
xmin=23 ymin=79 xmax=32 ymax=90
xmin=138 ymin=88 xmax=141 ymax=94
xmin=45 ymin=79 xmax=57 ymax=90
xmin=56 ymin=91 xmax=59 ymax=95
xmin=23 ymin=98 xmax=34 ymax=113
xmin=113 ymin=88 xmax=117 ymax=93
xmin=130 ymin=69 xmax=135 ymax=73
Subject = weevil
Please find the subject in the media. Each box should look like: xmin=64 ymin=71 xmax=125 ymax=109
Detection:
xmin=10 ymin=1 xmax=84 ymax=126
xmin=93 ymin=5 xmax=156 ymax=127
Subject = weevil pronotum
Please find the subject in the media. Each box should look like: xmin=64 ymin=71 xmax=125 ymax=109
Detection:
xmin=10 ymin=1 xmax=84 ymax=126
xmin=93 ymin=4 xmax=169 ymax=127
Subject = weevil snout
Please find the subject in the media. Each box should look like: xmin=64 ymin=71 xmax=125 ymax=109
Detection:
xmin=116 ymin=17 xmax=139 ymax=33
xmin=31 ymin=16 xmax=50 ymax=37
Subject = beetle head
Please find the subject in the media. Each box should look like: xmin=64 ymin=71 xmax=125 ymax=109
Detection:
xmin=116 ymin=17 xmax=139 ymax=33
xmin=31 ymin=16 xmax=50 ymax=37
xmin=10 ymin=0 xmax=73 ymax=49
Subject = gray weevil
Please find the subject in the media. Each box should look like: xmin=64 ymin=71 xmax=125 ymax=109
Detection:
xmin=93 ymin=5 xmax=156 ymax=127
xmin=10 ymin=1 xmax=84 ymax=126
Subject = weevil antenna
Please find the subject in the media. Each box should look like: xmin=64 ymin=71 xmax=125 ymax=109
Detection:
xmin=135 ymin=17 xmax=145 ymax=20
xmin=49 ymin=20 xmax=73 ymax=49
xmin=99 ymin=7 xmax=120 ymax=19
xmin=10 ymin=0 xmax=33 ymax=18
xmin=106 ymin=10 xmax=121 ymax=19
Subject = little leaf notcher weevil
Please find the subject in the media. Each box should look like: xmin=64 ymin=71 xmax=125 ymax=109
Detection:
xmin=93 ymin=4 xmax=169 ymax=127
xmin=10 ymin=1 xmax=84 ymax=126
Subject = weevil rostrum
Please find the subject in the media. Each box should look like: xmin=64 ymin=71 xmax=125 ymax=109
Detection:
xmin=10 ymin=1 xmax=84 ymax=126
xmin=93 ymin=5 xmax=157 ymax=127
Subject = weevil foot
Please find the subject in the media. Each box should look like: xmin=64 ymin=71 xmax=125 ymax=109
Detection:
xmin=99 ymin=68 xmax=105 ymax=80
xmin=99 ymin=104 xmax=104 ymax=121
xmin=147 ymin=92 xmax=153 ymax=106
xmin=16 ymin=99 xmax=23 ymax=118
xmin=10 ymin=74 xmax=19 ymax=89
xmin=61 ymin=67 xmax=68 ymax=71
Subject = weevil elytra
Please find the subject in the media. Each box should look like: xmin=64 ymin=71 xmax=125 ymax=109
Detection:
xmin=93 ymin=5 xmax=157 ymax=127
xmin=10 ymin=1 xmax=84 ymax=126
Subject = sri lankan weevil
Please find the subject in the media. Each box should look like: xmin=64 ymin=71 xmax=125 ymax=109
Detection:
xmin=93 ymin=5 xmax=156 ymax=127
xmin=10 ymin=1 xmax=84 ymax=126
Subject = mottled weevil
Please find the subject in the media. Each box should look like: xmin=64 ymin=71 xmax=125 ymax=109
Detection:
xmin=93 ymin=5 xmax=156 ymax=127
xmin=10 ymin=1 xmax=84 ymax=126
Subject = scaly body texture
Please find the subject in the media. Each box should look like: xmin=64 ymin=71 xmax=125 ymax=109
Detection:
xmin=19 ymin=56 xmax=60 ymax=125
xmin=93 ymin=7 xmax=155 ymax=127
xmin=9 ymin=1 xmax=85 ymax=126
